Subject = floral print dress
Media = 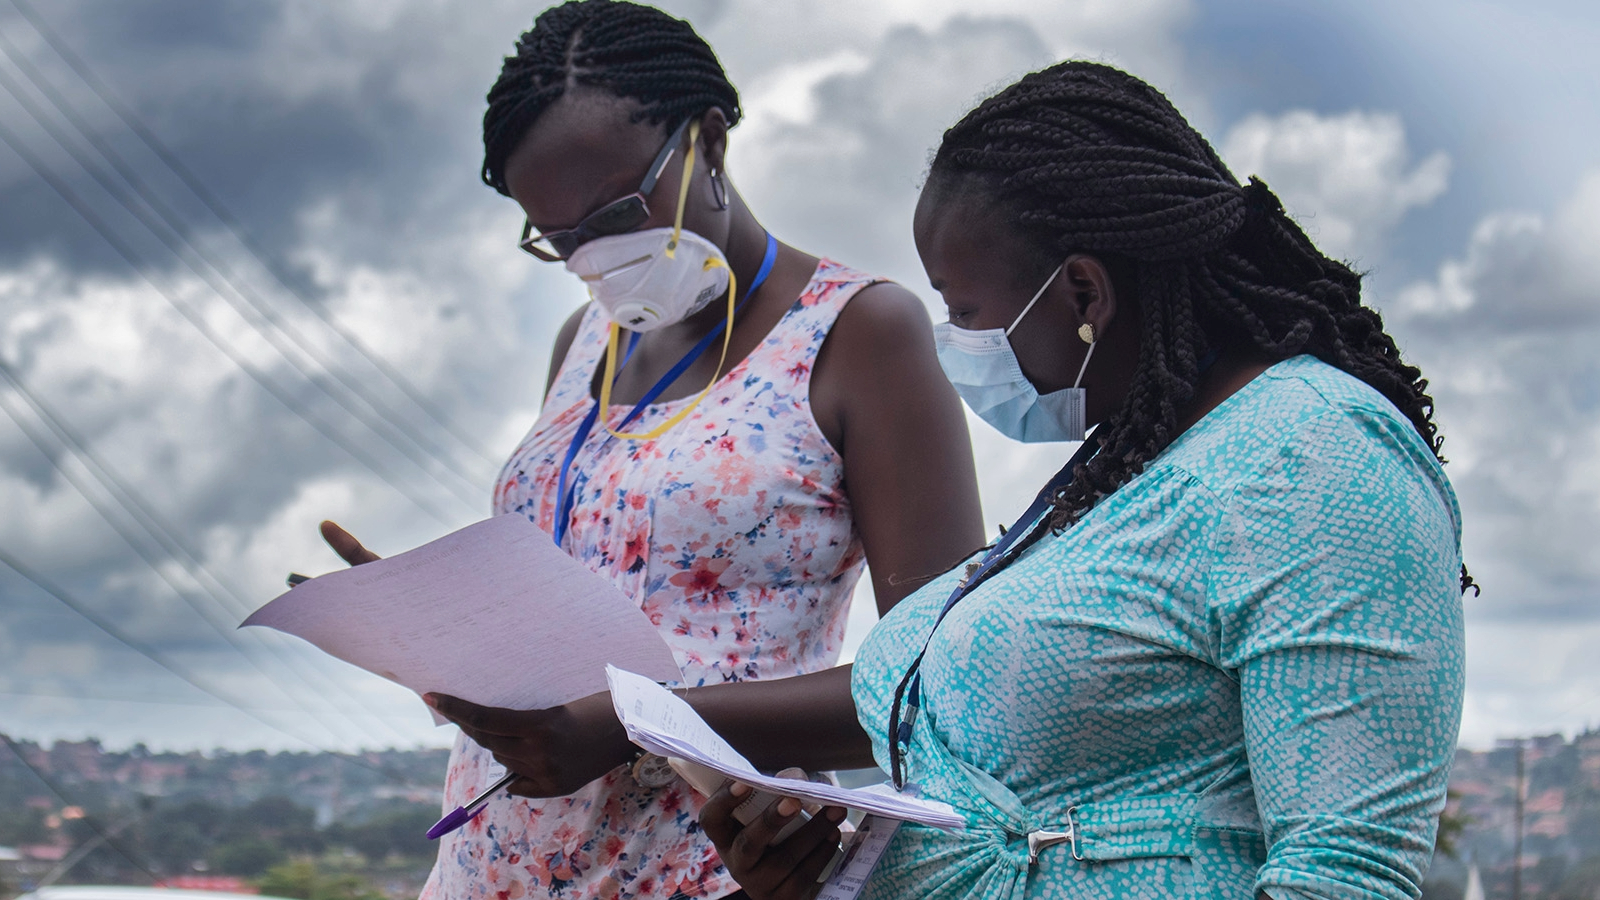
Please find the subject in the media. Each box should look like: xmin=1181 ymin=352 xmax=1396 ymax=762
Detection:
xmin=421 ymin=261 xmax=879 ymax=900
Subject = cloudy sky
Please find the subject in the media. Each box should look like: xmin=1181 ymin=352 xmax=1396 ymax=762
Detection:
xmin=0 ymin=0 xmax=1595 ymax=754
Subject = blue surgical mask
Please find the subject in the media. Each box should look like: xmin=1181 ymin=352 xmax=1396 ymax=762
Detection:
xmin=933 ymin=264 xmax=1097 ymax=443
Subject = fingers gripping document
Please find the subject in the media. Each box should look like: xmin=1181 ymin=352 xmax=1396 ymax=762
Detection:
xmin=605 ymin=666 xmax=965 ymax=830
xmin=241 ymin=515 xmax=683 ymax=720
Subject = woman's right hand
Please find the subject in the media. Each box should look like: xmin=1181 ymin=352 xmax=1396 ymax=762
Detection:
xmin=700 ymin=781 xmax=847 ymax=900
xmin=320 ymin=520 xmax=381 ymax=566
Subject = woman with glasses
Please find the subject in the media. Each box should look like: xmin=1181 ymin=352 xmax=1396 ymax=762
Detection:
xmin=338 ymin=3 xmax=986 ymax=900
xmin=694 ymin=61 xmax=1469 ymax=900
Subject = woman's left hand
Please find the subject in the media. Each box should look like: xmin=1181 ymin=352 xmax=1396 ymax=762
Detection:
xmin=700 ymin=781 xmax=846 ymax=900
xmin=425 ymin=690 xmax=635 ymax=797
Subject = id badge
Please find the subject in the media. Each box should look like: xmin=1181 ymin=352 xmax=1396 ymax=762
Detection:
xmin=815 ymin=814 xmax=902 ymax=900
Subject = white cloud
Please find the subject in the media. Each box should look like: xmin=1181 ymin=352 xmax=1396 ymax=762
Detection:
xmin=1221 ymin=109 xmax=1451 ymax=263
xmin=1381 ymin=169 xmax=1600 ymax=742
xmin=683 ymin=0 xmax=1194 ymax=91
xmin=1460 ymin=620 xmax=1600 ymax=747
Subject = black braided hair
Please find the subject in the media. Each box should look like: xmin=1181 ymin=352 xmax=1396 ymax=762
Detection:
xmin=482 ymin=0 xmax=741 ymax=195
xmin=928 ymin=61 xmax=1476 ymax=595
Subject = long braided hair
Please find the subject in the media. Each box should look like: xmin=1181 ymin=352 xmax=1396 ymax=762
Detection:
xmin=929 ymin=62 xmax=1474 ymax=594
xmin=482 ymin=0 xmax=741 ymax=196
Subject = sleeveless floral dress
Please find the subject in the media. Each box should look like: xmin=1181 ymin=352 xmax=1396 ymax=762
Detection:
xmin=421 ymin=260 xmax=878 ymax=900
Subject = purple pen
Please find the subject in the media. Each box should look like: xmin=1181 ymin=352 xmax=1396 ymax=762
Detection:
xmin=427 ymin=770 xmax=519 ymax=840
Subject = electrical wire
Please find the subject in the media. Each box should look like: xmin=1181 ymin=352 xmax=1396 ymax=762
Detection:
xmin=0 ymin=550 xmax=418 ymax=783
xmin=0 ymin=55 xmax=486 ymax=512
xmin=0 ymin=359 xmax=417 ymax=747
xmin=0 ymin=381 xmax=371 ymax=749
xmin=4 ymin=0 xmax=502 ymax=469
xmin=0 ymin=732 xmax=158 ymax=884
xmin=0 ymin=115 xmax=462 ymax=528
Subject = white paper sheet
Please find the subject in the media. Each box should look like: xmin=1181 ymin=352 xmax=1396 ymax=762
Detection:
xmin=242 ymin=515 xmax=683 ymax=720
xmin=606 ymin=666 xmax=965 ymax=830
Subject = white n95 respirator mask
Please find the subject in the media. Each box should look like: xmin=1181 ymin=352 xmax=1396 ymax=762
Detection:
xmin=564 ymin=226 xmax=731 ymax=332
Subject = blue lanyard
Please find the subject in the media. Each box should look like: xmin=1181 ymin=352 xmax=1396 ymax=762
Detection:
xmin=551 ymin=233 xmax=779 ymax=548
xmin=887 ymin=433 xmax=1101 ymax=790
xmin=885 ymin=351 xmax=1219 ymax=789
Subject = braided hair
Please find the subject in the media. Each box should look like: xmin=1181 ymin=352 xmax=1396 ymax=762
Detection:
xmin=482 ymin=0 xmax=741 ymax=195
xmin=928 ymin=62 xmax=1475 ymax=594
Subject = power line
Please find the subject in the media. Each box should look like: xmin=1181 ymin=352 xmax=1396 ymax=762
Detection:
xmin=0 ymin=687 xmax=383 ymax=714
xmin=0 ymin=52 xmax=486 ymax=511
xmin=0 ymin=359 xmax=416 ymax=747
xmin=0 ymin=13 xmax=481 ymax=741
xmin=0 ymin=732 xmax=158 ymax=884
xmin=0 ymin=380 xmax=368 ymax=749
xmin=0 ymin=115 xmax=462 ymax=527
xmin=4 ymin=0 xmax=501 ymax=470
xmin=0 ymin=550 xmax=416 ymax=783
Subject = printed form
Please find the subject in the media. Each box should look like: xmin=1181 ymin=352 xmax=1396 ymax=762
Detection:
xmin=242 ymin=515 xmax=683 ymax=719
xmin=606 ymin=666 xmax=965 ymax=830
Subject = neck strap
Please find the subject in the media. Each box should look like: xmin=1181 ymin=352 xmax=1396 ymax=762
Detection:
xmin=552 ymin=232 xmax=779 ymax=547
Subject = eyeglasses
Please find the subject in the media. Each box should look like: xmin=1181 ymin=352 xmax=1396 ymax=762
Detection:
xmin=519 ymin=117 xmax=693 ymax=262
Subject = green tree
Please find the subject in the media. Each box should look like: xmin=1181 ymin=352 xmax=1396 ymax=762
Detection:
xmin=256 ymin=860 xmax=385 ymax=900
xmin=213 ymin=838 xmax=287 ymax=876
xmin=1550 ymin=855 xmax=1600 ymax=900
xmin=1434 ymin=789 xmax=1471 ymax=859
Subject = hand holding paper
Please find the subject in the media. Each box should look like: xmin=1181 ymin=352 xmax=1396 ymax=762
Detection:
xmin=606 ymin=666 xmax=964 ymax=830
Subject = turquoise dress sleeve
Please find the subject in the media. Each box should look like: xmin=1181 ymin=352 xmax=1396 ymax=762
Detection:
xmin=1210 ymin=403 xmax=1465 ymax=899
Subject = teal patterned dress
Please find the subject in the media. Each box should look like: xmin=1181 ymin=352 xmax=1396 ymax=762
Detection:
xmin=851 ymin=356 xmax=1465 ymax=900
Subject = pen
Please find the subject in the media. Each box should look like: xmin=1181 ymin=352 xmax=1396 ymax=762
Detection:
xmin=426 ymin=770 xmax=519 ymax=840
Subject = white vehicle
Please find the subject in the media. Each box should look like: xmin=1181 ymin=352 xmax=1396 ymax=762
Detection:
xmin=19 ymin=888 xmax=299 ymax=900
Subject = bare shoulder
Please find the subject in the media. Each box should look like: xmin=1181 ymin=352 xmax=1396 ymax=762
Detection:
xmin=817 ymin=280 xmax=938 ymax=377
xmin=831 ymin=280 xmax=936 ymax=346
xmin=812 ymin=280 xmax=944 ymax=442
xmin=544 ymin=302 xmax=592 ymax=399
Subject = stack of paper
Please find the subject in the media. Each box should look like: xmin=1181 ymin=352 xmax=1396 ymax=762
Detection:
xmin=606 ymin=666 xmax=965 ymax=830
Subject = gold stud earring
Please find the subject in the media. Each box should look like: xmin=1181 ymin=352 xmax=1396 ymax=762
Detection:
xmin=1078 ymin=323 xmax=1096 ymax=344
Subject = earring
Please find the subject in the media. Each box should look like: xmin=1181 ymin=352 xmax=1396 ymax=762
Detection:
xmin=709 ymin=169 xmax=728 ymax=211
xmin=1078 ymin=323 xmax=1096 ymax=344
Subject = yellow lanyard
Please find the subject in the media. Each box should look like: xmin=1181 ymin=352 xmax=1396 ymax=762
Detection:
xmin=597 ymin=262 xmax=737 ymax=441
xmin=595 ymin=120 xmax=739 ymax=441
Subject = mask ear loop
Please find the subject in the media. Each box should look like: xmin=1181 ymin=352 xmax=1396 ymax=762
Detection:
xmin=664 ymin=120 xmax=701 ymax=259
xmin=1004 ymin=264 xmax=1063 ymax=337
xmin=1071 ymin=337 xmax=1096 ymax=390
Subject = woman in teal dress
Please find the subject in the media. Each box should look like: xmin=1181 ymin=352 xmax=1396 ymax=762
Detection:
xmin=698 ymin=62 xmax=1468 ymax=900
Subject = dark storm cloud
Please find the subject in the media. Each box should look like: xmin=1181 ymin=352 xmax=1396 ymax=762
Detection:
xmin=0 ymin=0 xmax=486 ymax=277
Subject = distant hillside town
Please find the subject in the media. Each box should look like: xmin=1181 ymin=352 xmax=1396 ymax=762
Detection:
xmin=1427 ymin=731 xmax=1600 ymax=900
xmin=5 ymin=732 xmax=1600 ymax=900
xmin=0 ymin=736 xmax=448 ymax=899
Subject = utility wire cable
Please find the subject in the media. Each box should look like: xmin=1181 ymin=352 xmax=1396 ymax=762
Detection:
xmin=0 ymin=116 xmax=460 ymax=527
xmin=0 ymin=383 xmax=365 ymax=749
xmin=0 ymin=359 xmax=415 ymax=747
xmin=0 ymin=59 xmax=485 ymax=511
xmin=0 ymin=551 xmax=417 ymax=784
xmin=0 ymin=732 xmax=158 ymax=883
xmin=6 ymin=0 xmax=501 ymax=469
xmin=0 ymin=28 xmax=492 ymax=497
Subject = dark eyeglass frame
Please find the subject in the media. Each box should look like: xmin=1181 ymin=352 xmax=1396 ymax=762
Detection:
xmin=518 ymin=117 xmax=694 ymax=262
